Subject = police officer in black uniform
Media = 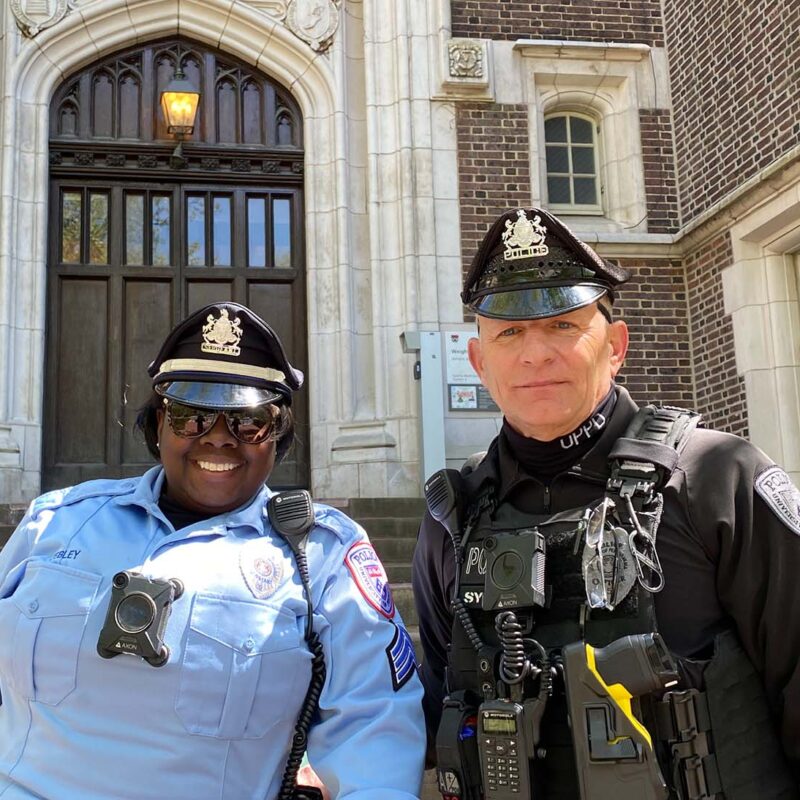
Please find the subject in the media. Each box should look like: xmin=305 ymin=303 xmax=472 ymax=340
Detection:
xmin=412 ymin=208 xmax=800 ymax=800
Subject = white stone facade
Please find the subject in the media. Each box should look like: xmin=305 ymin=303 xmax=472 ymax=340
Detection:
xmin=0 ymin=0 xmax=472 ymax=503
xmin=0 ymin=0 xmax=797 ymax=503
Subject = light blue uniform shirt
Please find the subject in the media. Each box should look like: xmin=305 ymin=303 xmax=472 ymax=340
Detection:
xmin=0 ymin=468 xmax=425 ymax=799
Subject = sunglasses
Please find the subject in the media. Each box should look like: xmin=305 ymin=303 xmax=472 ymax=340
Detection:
xmin=164 ymin=400 xmax=276 ymax=445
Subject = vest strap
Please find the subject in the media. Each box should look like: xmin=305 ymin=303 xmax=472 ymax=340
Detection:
xmin=608 ymin=405 xmax=701 ymax=501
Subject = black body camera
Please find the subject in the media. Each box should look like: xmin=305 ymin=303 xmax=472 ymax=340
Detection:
xmin=482 ymin=529 xmax=546 ymax=611
xmin=97 ymin=571 xmax=183 ymax=667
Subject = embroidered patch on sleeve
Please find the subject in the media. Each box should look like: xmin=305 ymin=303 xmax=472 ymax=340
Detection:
xmin=344 ymin=541 xmax=395 ymax=619
xmin=386 ymin=623 xmax=416 ymax=691
xmin=755 ymin=465 xmax=800 ymax=536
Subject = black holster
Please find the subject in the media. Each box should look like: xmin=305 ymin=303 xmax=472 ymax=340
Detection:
xmin=435 ymin=691 xmax=483 ymax=800
xmin=657 ymin=630 xmax=798 ymax=800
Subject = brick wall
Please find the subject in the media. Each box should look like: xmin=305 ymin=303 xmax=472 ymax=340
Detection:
xmin=614 ymin=259 xmax=693 ymax=407
xmin=685 ymin=233 xmax=747 ymax=435
xmin=457 ymin=103 xmax=531 ymax=275
xmin=664 ymin=0 xmax=800 ymax=224
xmin=451 ymin=0 xmax=665 ymax=45
xmin=456 ymin=106 xmax=696 ymax=418
xmin=640 ymin=110 xmax=680 ymax=233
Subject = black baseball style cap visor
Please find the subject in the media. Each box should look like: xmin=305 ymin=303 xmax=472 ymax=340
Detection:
xmin=469 ymin=283 xmax=608 ymax=320
xmin=156 ymin=380 xmax=284 ymax=410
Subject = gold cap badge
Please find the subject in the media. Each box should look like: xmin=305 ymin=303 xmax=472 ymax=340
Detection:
xmin=201 ymin=308 xmax=243 ymax=357
xmin=502 ymin=209 xmax=549 ymax=261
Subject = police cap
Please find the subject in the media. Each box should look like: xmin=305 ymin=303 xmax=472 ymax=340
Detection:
xmin=148 ymin=302 xmax=303 ymax=409
xmin=461 ymin=207 xmax=630 ymax=320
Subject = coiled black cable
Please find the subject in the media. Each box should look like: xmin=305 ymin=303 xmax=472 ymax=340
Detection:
xmin=276 ymin=543 xmax=327 ymax=800
xmin=452 ymin=597 xmax=485 ymax=652
xmin=278 ymin=633 xmax=327 ymax=800
xmin=496 ymin=610 xmax=532 ymax=685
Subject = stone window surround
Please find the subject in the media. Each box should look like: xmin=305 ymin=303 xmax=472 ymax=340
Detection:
xmin=515 ymin=40 xmax=654 ymax=235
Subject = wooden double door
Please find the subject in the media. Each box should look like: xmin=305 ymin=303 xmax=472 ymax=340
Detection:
xmin=44 ymin=179 xmax=309 ymax=490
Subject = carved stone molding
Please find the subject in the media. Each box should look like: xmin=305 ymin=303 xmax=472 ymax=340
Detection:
xmin=448 ymin=40 xmax=484 ymax=79
xmin=240 ymin=0 xmax=288 ymax=18
xmin=437 ymin=38 xmax=493 ymax=100
xmin=284 ymin=0 xmax=342 ymax=52
xmin=11 ymin=0 xmax=72 ymax=37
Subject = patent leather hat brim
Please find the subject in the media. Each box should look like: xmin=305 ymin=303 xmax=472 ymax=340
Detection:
xmin=469 ymin=284 xmax=608 ymax=320
xmin=156 ymin=381 xmax=284 ymax=409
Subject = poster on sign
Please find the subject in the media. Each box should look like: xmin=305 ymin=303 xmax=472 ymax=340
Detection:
xmin=445 ymin=332 xmax=499 ymax=412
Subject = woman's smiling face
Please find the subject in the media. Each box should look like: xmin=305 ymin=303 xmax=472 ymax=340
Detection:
xmin=157 ymin=405 xmax=277 ymax=514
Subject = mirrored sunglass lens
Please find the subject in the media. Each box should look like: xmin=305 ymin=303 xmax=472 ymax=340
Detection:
xmin=169 ymin=403 xmax=217 ymax=437
xmin=227 ymin=410 xmax=273 ymax=443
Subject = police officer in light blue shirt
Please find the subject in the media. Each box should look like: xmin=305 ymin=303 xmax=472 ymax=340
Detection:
xmin=0 ymin=302 xmax=425 ymax=800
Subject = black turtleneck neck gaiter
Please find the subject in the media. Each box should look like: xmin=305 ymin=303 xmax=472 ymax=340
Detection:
xmin=501 ymin=385 xmax=617 ymax=484
xmin=158 ymin=490 xmax=215 ymax=531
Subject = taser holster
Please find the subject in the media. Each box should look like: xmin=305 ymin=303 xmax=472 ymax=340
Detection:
xmin=562 ymin=633 xmax=677 ymax=800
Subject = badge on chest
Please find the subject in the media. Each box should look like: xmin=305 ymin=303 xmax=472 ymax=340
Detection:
xmin=240 ymin=540 xmax=285 ymax=600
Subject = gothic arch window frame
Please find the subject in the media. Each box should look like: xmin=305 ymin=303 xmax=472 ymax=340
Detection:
xmin=49 ymin=36 xmax=304 ymax=162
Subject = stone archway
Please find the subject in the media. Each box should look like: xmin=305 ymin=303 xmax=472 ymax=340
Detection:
xmin=0 ymin=0 xmax=355 ymax=501
xmin=44 ymin=37 xmax=311 ymax=489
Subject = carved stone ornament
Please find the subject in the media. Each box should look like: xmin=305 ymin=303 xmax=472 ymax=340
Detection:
xmin=11 ymin=0 xmax=73 ymax=37
xmin=448 ymin=40 xmax=484 ymax=79
xmin=285 ymin=0 xmax=342 ymax=52
xmin=239 ymin=0 xmax=288 ymax=18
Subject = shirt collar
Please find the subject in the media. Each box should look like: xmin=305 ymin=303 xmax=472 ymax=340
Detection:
xmin=114 ymin=465 xmax=271 ymax=537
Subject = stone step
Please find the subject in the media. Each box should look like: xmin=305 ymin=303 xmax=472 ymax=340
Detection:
xmin=357 ymin=515 xmax=422 ymax=540
xmin=0 ymin=504 xmax=26 ymax=552
xmin=369 ymin=534 xmax=416 ymax=562
xmin=0 ymin=504 xmax=26 ymax=526
xmin=342 ymin=497 xmax=426 ymax=519
xmin=382 ymin=560 xmax=412 ymax=584
xmin=421 ymin=769 xmax=440 ymax=800
xmin=392 ymin=582 xmax=417 ymax=627
xmin=0 ymin=525 xmax=16 ymax=549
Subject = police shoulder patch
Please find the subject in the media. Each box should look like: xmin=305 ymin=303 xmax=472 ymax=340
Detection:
xmin=344 ymin=540 xmax=395 ymax=619
xmin=755 ymin=465 xmax=800 ymax=536
xmin=386 ymin=623 xmax=416 ymax=691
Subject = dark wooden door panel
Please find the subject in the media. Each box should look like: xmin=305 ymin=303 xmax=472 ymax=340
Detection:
xmin=185 ymin=279 xmax=234 ymax=312
xmin=120 ymin=279 xmax=174 ymax=465
xmin=53 ymin=278 xmax=110 ymax=466
xmin=46 ymin=40 xmax=308 ymax=492
xmin=248 ymin=280 xmax=307 ymax=487
xmin=45 ymin=182 xmax=309 ymax=491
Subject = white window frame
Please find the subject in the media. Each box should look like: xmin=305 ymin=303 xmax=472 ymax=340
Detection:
xmin=543 ymin=111 xmax=603 ymax=215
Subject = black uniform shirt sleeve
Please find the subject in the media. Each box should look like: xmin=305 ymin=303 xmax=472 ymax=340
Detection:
xmin=411 ymin=511 xmax=456 ymax=747
xmin=678 ymin=430 xmax=800 ymax=771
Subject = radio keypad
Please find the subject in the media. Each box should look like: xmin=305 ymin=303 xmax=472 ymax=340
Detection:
xmin=482 ymin=737 xmax=522 ymax=794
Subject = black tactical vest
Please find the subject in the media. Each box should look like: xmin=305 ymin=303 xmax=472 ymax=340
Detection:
xmin=447 ymin=491 xmax=661 ymax=798
xmin=437 ymin=406 xmax=799 ymax=800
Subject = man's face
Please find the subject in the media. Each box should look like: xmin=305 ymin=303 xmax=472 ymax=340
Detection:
xmin=467 ymin=303 xmax=629 ymax=442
